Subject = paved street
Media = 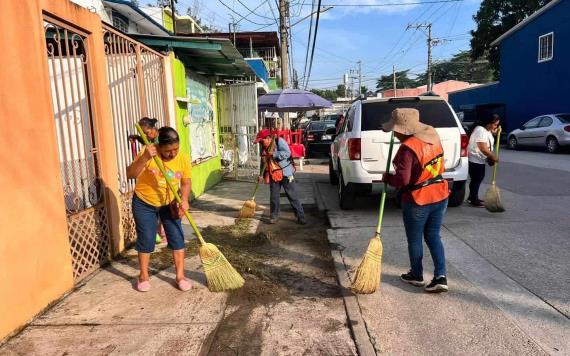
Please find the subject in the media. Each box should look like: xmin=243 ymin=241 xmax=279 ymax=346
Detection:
xmin=315 ymin=149 xmax=570 ymax=354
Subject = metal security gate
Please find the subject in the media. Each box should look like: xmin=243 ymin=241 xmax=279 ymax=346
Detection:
xmin=103 ymin=25 xmax=168 ymax=246
xmin=217 ymin=82 xmax=260 ymax=181
xmin=44 ymin=17 xmax=110 ymax=283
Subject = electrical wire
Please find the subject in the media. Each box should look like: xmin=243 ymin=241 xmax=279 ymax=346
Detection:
xmin=217 ymin=0 xmax=274 ymax=26
xmin=301 ymin=0 xmax=316 ymax=88
xmin=304 ymin=0 xmax=323 ymax=89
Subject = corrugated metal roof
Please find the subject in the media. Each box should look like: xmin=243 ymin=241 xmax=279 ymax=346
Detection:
xmin=131 ymin=34 xmax=257 ymax=79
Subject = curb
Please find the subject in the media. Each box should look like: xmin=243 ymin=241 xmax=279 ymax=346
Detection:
xmin=327 ymin=230 xmax=377 ymax=356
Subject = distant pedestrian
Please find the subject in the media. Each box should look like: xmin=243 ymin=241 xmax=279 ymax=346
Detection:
xmin=254 ymin=129 xmax=306 ymax=225
xmin=127 ymin=127 xmax=192 ymax=293
xmin=467 ymin=115 xmax=500 ymax=207
xmin=129 ymin=117 xmax=167 ymax=243
xmin=382 ymin=108 xmax=449 ymax=293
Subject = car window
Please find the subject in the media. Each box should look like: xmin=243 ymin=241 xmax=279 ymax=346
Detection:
xmin=555 ymin=114 xmax=570 ymax=123
xmin=538 ymin=117 xmax=553 ymax=128
xmin=361 ymin=99 xmax=457 ymax=131
xmin=309 ymin=121 xmax=335 ymax=130
xmin=341 ymin=108 xmax=352 ymax=133
xmin=524 ymin=118 xmax=541 ymax=129
xmin=345 ymin=108 xmax=355 ymax=132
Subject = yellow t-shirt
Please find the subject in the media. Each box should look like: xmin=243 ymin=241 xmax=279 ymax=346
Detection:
xmin=134 ymin=148 xmax=192 ymax=207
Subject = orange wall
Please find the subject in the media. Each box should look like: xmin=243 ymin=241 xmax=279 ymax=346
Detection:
xmin=0 ymin=0 xmax=121 ymax=340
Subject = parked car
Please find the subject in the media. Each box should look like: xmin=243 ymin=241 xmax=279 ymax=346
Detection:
xmin=303 ymin=120 xmax=337 ymax=157
xmin=329 ymin=95 xmax=469 ymax=209
xmin=507 ymin=114 xmax=570 ymax=153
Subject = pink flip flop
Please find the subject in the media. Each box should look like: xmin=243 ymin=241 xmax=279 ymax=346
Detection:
xmin=177 ymin=278 xmax=192 ymax=292
xmin=137 ymin=280 xmax=151 ymax=292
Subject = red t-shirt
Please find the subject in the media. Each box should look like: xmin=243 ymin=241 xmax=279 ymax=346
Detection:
xmin=385 ymin=145 xmax=422 ymax=204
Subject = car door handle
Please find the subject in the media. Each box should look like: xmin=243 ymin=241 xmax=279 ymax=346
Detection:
xmin=362 ymin=158 xmax=378 ymax=161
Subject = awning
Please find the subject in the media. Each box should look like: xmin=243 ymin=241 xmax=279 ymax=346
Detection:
xmin=131 ymin=34 xmax=257 ymax=79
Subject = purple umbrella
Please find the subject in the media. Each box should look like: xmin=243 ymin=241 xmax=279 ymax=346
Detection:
xmin=258 ymin=88 xmax=333 ymax=112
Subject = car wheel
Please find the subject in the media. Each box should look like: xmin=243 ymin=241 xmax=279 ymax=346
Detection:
xmin=338 ymin=167 xmax=355 ymax=210
xmin=448 ymin=181 xmax=466 ymax=207
xmin=507 ymin=136 xmax=518 ymax=150
xmin=546 ymin=136 xmax=560 ymax=153
xmin=329 ymin=158 xmax=339 ymax=185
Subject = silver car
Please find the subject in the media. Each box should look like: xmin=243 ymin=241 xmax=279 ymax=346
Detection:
xmin=507 ymin=114 xmax=570 ymax=153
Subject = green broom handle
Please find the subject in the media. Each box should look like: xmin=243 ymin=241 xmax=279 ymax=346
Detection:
xmin=376 ymin=132 xmax=395 ymax=236
xmin=251 ymin=135 xmax=277 ymax=200
xmin=135 ymin=124 xmax=206 ymax=245
xmin=492 ymin=126 xmax=502 ymax=184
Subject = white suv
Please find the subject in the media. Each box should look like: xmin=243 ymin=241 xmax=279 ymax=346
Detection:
xmin=329 ymin=95 xmax=469 ymax=209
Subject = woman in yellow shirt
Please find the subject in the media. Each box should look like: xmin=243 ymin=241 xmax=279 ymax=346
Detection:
xmin=127 ymin=127 xmax=192 ymax=292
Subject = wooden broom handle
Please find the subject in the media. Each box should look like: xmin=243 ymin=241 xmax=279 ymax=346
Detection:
xmin=135 ymin=124 xmax=206 ymax=245
xmin=492 ymin=126 xmax=502 ymax=184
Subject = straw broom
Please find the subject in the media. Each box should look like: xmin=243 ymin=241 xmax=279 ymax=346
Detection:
xmin=351 ymin=132 xmax=395 ymax=294
xmin=238 ymin=136 xmax=276 ymax=218
xmin=485 ymin=126 xmax=505 ymax=213
xmin=135 ymin=124 xmax=244 ymax=292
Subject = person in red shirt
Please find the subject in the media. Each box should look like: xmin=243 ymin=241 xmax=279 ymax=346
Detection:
xmin=382 ymin=108 xmax=450 ymax=293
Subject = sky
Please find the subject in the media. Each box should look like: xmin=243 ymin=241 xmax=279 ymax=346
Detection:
xmin=143 ymin=0 xmax=483 ymax=91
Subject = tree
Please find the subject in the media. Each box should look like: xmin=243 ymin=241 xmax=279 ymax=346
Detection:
xmin=335 ymin=84 xmax=346 ymax=98
xmin=310 ymin=89 xmax=337 ymax=102
xmin=360 ymin=86 xmax=368 ymax=95
xmin=415 ymin=50 xmax=494 ymax=85
xmin=376 ymin=70 xmax=419 ymax=91
xmin=471 ymin=0 xmax=551 ymax=78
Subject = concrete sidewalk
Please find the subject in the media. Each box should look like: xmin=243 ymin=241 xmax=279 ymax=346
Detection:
xmin=316 ymin=179 xmax=569 ymax=355
xmin=0 ymin=175 xmax=321 ymax=355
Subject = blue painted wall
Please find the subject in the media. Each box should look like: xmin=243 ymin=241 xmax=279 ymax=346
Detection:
xmin=449 ymin=0 xmax=570 ymax=134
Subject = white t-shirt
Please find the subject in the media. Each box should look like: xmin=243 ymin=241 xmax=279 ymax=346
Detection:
xmin=468 ymin=126 xmax=494 ymax=164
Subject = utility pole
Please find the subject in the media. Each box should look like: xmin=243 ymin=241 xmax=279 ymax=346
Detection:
xmin=407 ymin=23 xmax=439 ymax=92
xmin=170 ymin=0 xmax=177 ymax=35
xmin=426 ymin=24 xmax=432 ymax=92
xmin=279 ymin=0 xmax=289 ymax=89
xmin=393 ymin=65 xmax=397 ymax=97
xmin=357 ymin=60 xmax=362 ymax=95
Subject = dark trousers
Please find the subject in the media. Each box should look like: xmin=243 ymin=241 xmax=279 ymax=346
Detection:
xmin=468 ymin=162 xmax=486 ymax=202
xmin=270 ymin=177 xmax=305 ymax=220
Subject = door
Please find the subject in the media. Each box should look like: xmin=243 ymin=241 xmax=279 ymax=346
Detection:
xmin=44 ymin=16 xmax=110 ymax=283
xmin=518 ymin=117 xmax=542 ymax=145
xmin=217 ymin=82 xmax=259 ymax=181
xmin=534 ymin=116 xmax=553 ymax=146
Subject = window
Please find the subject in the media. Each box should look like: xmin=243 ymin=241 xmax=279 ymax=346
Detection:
xmin=555 ymin=114 xmax=570 ymax=123
xmin=186 ymin=73 xmax=215 ymax=163
xmin=361 ymin=100 xmax=457 ymax=131
xmin=523 ymin=117 xmax=541 ymax=129
xmin=538 ymin=32 xmax=554 ymax=62
xmin=538 ymin=117 xmax=553 ymax=128
xmin=112 ymin=11 xmax=129 ymax=32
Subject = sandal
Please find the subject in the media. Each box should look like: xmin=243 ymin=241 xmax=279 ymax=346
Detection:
xmin=177 ymin=278 xmax=192 ymax=292
xmin=137 ymin=280 xmax=151 ymax=292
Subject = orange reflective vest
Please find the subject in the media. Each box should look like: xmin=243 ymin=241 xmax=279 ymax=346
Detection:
xmin=401 ymin=136 xmax=449 ymax=206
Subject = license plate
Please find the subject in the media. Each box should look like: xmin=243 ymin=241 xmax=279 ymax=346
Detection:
xmin=322 ymin=134 xmax=332 ymax=140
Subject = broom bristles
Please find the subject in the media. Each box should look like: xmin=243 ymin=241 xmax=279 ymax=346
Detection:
xmin=351 ymin=237 xmax=383 ymax=294
xmin=199 ymin=243 xmax=245 ymax=292
xmin=238 ymin=199 xmax=256 ymax=218
xmin=485 ymin=184 xmax=505 ymax=213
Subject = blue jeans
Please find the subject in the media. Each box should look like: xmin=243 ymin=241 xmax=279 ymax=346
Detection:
xmin=132 ymin=194 xmax=185 ymax=253
xmin=402 ymin=199 xmax=448 ymax=277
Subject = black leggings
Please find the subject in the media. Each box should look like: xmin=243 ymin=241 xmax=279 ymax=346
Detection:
xmin=468 ymin=162 xmax=486 ymax=202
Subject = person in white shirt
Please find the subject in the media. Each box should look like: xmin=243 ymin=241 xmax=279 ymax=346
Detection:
xmin=467 ymin=114 xmax=501 ymax=207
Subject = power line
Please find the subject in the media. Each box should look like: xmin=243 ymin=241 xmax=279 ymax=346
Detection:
xmin=298 ymin=0 xmax=463 ymax=6
xmin=235 ymin=0 xmax=275 ymax=20
xmin=301 ymin=0 xmax=315 ymax=88
xmin=304 ymin=0 xmax=323 ymax=89
xmin=217 ymin=0 xmax=274 ymax=26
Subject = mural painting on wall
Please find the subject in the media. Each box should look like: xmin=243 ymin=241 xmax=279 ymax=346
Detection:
xmin=186 ymin=72 xmax=215 ymax=162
